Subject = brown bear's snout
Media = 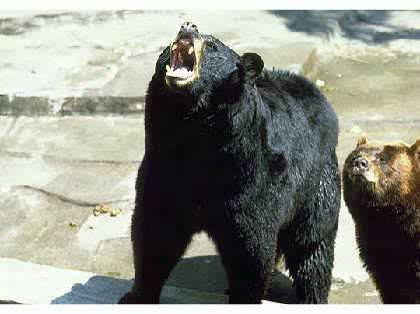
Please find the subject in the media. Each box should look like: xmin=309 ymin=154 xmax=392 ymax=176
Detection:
xmin=352 ymin=156 xmax=369 ymax=173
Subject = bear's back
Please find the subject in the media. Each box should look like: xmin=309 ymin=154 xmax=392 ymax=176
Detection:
xmin=255 ymin=69 xmax=339 ymax=157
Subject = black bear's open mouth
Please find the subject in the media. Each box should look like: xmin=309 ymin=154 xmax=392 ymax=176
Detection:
xmin=166 ymin=33 xmax=203 ymax=87
xmin=167 ymin=37 xmax=195 ymax=77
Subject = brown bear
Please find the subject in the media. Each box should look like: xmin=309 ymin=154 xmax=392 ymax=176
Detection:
xmin=343 ymin=136 xmax=420 ymax=304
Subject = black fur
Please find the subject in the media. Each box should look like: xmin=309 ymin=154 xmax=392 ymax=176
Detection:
xmin=119 ymin=32 xmax=341 ymax=304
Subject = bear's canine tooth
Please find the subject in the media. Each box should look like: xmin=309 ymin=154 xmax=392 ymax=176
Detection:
xmin=188 ymin=47 xmax=194 ymax=55
xmin=172 ymin=44 xmax=177 ymax=51
xmin=166 ymin=65 xmax=171 ymax=71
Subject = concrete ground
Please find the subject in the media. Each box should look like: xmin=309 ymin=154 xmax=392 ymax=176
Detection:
xmin=1 ymin=10 xmax=420 ymax=304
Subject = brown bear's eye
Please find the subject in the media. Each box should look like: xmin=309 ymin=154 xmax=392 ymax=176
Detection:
xmin=376 ymin=154 xmax=387 ymax=165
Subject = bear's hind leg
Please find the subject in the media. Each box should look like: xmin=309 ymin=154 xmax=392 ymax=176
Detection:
xmin=281 ymin=231 xmax=336 ymax=303
xmin=210 ymin=218 xmax=278 ymax=304
xmin=281 ymin=160 xmax=340 ymax=303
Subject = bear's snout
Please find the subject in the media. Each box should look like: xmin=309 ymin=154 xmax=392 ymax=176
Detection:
xmin=352 ymin=156 xmax=369 ymax=173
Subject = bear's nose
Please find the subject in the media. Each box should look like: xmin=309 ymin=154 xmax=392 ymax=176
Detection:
xmin=179 ymin=22 xmax=198 ymax=35
xmin=352 ymin=157 xmax=369 ymax=171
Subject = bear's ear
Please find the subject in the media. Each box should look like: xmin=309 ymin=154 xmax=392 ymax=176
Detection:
xmin=357 ymin=135 xmax=369 ymax=147
xmin=410 ymin=138 xmax=420 ymax=168
xmin=241 ymin=53 xmax=264 ymax=81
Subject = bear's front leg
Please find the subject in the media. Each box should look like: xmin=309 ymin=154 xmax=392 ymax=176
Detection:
xmin=119 ymin=162 xmax=194 ymax=304
xmin=119 ymin=203 xmax=194 ymax=304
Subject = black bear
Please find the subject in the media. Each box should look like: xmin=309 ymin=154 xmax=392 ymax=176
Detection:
xmin=343 ymin=136 xmax=420 ymax=304
xmin=119 ymin=22 xmax=341 ymax=304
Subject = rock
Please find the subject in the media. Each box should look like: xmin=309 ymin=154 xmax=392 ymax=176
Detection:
xmin=316 ymin=79 xmax=326 ymax=87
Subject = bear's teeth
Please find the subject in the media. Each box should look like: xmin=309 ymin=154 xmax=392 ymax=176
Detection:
xmin=172 ymin=44 xmax=178 ymax=51
xmin=166 ymin=67 xmax=193 ymax=79
xmin=166 ymin=65 xmax=171 ymax=71
xmin=188 ymin=47 xmax=194 ymax=55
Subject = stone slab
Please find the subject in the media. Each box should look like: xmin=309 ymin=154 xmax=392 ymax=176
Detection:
xmin=0 ymin=258 xmax=230 ymax=304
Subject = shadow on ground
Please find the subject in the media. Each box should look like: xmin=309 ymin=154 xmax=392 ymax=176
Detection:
xmin=50 ymin=255 xmax=296 ymax=304
xmin=168 ymin=255 xmax=297 ymax=303
xmin=0 ymin=300 xmax=21 ymax=304
xmin=51 ymin=275 xmax=130 ymax=304
xmin=269 ymin=10 xmax=420 ymax=43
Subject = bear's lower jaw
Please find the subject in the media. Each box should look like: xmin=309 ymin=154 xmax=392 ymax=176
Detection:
xmin=165 ymin=74 xmax=196 ymax=89
xmin=345 ymin=167 xmax=378 ymax=185
xmin=165 ymin=66 xmax=197 ymax=88
xmin=166 ymin=65 xmax=194 ymax=80
xmin=344 ymin=172 xmax=380 ymax=199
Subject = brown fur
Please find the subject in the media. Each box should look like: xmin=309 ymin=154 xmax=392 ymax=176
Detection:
xmin=343 ymin=136 xmax=420 ymax=304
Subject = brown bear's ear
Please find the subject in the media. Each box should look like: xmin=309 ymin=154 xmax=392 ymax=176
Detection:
xmin=357 ymin=135 xmax=369 ymax=147
xmin=241 ymin=53 xmax=264 ymax=81
xmin=411 ymin=138 xmax=420 ymax=168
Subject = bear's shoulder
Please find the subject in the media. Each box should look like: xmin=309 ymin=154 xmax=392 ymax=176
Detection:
xmin=256 ymin=69 xmax=323 ymax=100
xmin=256 ymin=69 xmax=337 ymax=143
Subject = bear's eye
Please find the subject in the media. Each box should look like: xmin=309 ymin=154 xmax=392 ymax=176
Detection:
xmin=376 ymin=153 xmax=387 ymax=165
xmin=206 ymin=41 xmax=218 ymax=51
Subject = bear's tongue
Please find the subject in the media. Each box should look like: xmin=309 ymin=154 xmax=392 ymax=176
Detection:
xmin=167 ymin=39 xmax=195 ymax=79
